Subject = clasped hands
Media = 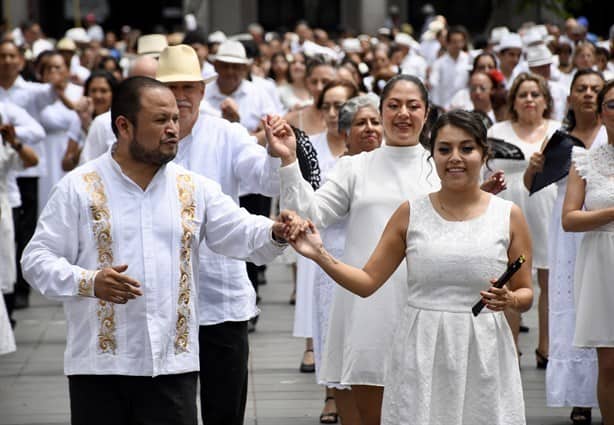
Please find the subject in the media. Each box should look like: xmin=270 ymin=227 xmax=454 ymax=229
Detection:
xmin=262 ymin=114 xmax=298 ymax=166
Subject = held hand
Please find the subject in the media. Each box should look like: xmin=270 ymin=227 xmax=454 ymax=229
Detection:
xmin=528 ymin=152 xmax=545 ymax=174
xmin=480 ymin=279 xmax=518 ymax=312
xmin=0 ymin=124 xmax=17 ymax=146
xmin=272 ymin=210 xmax=308 ymax=242
xmin=481 ymin=170 xmax=506 ymax=195
xmin=220 ymin=98 xmax=241 ymax=123
xmin=75 ymin=96 xmax=94 ymax=130
xmin=289 ymin=220 xmax=324 ymax=261
xmin=94 ymin=264 xmax=143 ymax=304
xmin=48 ymin=70 xmax=67 ymax=93
xmin=263 ymin=114 xmax=297 ymax=165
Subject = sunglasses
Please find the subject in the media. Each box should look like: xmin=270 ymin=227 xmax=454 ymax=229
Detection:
xmin=603 ymin=100 xmax=614 ymax=111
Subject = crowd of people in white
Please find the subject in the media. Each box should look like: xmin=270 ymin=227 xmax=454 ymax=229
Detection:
xmin=0 ymin=9 xmax=613 ymax=425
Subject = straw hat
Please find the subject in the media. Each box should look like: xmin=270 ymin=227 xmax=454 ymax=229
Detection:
xmin=210 ymin=40 xmax=251 ymax=64
xmin=56 ymin=37 xmax=77 ymax=52
xmin=156 ymin=44 xmax=217 ymax=84
xmin=137 ymin=34 xmax=168 ymax=58
xmin=65 ymin=27 xmax=90 ymax=44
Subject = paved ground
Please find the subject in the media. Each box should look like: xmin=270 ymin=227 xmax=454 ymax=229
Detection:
xmin=0 ymin=263 xmax=602 ymax=425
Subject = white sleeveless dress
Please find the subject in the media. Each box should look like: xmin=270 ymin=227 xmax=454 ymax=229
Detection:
xmin=572 ymin=144 xmax=614 ymax=347
xmin=382 ymin=195 xmax=525 ymax=425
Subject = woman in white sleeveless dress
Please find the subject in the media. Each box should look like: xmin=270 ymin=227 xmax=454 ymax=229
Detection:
xmin=563 ymin=80 xmax=614 ymax=425
xmin=288 ymin=110 xmax=533 ymax=425
xmin=488 ymin=72 xmax=560 ymax=364
xmin=524 ymin=69 xmax=604 ymax=424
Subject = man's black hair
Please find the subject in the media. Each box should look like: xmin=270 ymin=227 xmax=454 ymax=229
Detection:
xmin=111 ymin=76 xmax=169 ymax=136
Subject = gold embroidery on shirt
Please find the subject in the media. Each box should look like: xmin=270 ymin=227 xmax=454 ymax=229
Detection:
xmin=78 ymin=271 xmax=91 ymax=296
xmin=83 ymin=171 xmax=117 ymax=354
xmin=175 ymin=174 xmax=195 ymax=353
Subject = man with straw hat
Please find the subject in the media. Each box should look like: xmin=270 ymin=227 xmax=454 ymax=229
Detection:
xmin=156 ymin=44 xmax=282 ymax=425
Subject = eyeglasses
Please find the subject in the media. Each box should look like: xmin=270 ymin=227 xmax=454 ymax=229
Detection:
xmin=602 ymin=100 xmax=614 ymax=111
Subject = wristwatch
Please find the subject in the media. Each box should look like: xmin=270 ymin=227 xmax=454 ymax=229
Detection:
xmin=13 ymin=142 xmax=23 ymax=152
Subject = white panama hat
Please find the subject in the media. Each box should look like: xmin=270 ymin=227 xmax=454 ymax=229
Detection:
xmin=210 ymin=40 xmax=251 ymax=65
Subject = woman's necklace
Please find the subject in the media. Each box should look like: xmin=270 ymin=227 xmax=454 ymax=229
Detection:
xmin=437 ymin=194 xmax=475 ymax=222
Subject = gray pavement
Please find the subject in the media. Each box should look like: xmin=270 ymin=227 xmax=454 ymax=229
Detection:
xmin=0 ymin=263 xmax=602 ymax=425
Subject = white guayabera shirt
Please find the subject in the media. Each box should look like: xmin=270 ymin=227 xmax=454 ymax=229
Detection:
xmin=21 ymin=152 xmax=286 ymax=377
xmin=174 ymin=114 xmax=281 ymax=325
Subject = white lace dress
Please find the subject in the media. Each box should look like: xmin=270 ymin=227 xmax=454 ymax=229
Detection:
xmin=545 ymin=128 xmax=605 ymax=407
xmin=382 ymin=194 xmax=525 ymax=425
xmin=293 ymin=132 xmax=340 ymax=338
xmin=488 ymin=120 xmax=560 ymax=269
xmin=572 ymin=143 xmax=614 ymax=347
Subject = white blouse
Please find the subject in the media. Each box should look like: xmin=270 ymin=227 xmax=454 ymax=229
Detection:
xmin=21 ymin=152 xmax=285 ymax=376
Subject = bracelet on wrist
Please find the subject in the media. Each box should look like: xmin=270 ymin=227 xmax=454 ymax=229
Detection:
xmin=13 ymin=142 xmax=23 ymax=152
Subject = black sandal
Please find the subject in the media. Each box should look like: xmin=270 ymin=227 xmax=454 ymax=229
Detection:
xmin=570 ymin=407 xmax=591 ymax=425
xmin=299 ymin=349 xmax=315 ymax=373
xmin=320 ymin=396 xmax=339 ymax=424
xmin=535 ymin=349 xmax=548 ymax=369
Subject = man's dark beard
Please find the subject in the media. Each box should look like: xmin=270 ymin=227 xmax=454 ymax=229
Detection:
xmin=129 ymin=136 xmax=176 ymax=166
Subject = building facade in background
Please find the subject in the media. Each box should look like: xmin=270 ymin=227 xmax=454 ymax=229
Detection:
xmin=1 ymin=0 xmax=612 ymax=46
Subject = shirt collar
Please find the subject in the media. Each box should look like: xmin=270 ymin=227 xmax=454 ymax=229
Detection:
xmin=13 ymin=75 xmax=27 ymax=88
xmin=210 ymin=80 xmax=248 ymax=100
xmin=105 ymin=150 xmax=169 ymax=193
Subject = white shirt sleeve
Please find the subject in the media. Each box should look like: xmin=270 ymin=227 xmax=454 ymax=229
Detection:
xmin=66 ymin=110 xmax=82 ymax=142
xmin=279 ymin=159 xmax=352 ymax=228
xmin=5 ymin=102 xmax=45 ymax=145
xmin=21 ymin=179 xmax=96 ymax=301
xmin=428 ymin=58 xmax=442 ymax=106
xmin=80 ymin=113 xmax=114 ymax=164
xmin=200 ymin=178 xmax=285 ymax=265
xmin=27 ymin=81 xmax=58 ymax=112
xmin=229 ymin=123 xmax=281 ymax=196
